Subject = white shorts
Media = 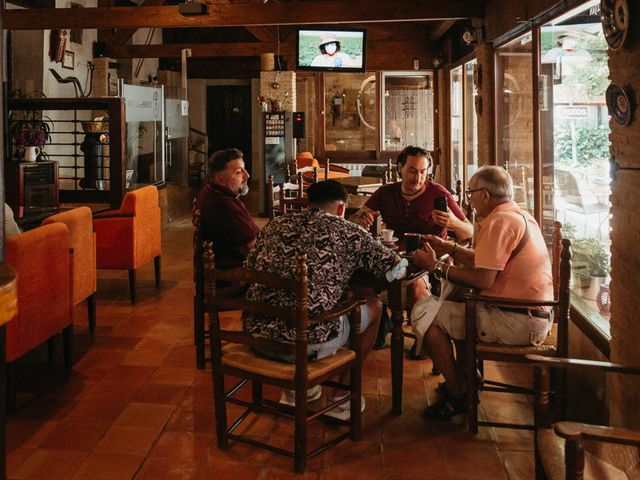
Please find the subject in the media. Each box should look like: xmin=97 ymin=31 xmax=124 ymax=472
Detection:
xmin=311 ymin=304 xmax=372 ymax=360
xmin=436 ymin=301 xmax=553 ymax=346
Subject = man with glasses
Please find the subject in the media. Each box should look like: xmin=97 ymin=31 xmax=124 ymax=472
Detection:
xmin=412 ymin=166 xmax=553 ymax=420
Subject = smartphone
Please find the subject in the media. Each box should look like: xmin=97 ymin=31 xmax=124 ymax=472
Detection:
xmin=434 ymin=196 xmax=448 ymax=212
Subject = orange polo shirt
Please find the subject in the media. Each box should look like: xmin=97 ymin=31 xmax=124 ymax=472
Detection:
xmin=474 ymin=201 xmax=553 ymax=303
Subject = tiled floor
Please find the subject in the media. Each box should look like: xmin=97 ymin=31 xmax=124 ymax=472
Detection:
xmin=6 ymin=215 xmax=537 ymax=479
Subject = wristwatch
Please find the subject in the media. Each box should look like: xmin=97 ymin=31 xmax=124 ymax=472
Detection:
xmin=433 ymin=262 xmax=444 ymax=280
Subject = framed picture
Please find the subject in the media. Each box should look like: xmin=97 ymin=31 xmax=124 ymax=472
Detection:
xmin=62 ymin=50 xmax=74 ymax=69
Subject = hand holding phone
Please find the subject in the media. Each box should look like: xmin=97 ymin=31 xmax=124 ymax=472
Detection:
xmin=434 ymin=196 xmax=448 ymax=212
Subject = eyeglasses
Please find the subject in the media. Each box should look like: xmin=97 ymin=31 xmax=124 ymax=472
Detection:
xmin=465 ymin=188 xmax=487 ymax=198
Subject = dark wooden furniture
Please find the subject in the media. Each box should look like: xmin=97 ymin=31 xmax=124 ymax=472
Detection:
xmin=0 ymin=264 xmax=18 ymax=480
xmin=266 ymin=172 xmax=305 ymax=220
xmin=350 ymin=240 xmax=429 ymax=414
xmin=335 ymin=176 xmax=383 ymax=195
xmin=528 ymin=355 xmax=640 ymax=480
xmin=204 ymin=243 xmax=365 ymax=473
xmin=464 ymin=223 xmax=572 ymax=433
xmin=5 ymin=161 xmax=59 ymax=218
xmin=8 ymin=97 xmax=126 ymax=209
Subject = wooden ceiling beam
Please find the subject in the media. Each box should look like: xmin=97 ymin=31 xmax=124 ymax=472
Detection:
xmin=429 ymin=20 xmax=457 ymax=42
xmin=105 ymin=41 xmax=293 ymax=58
xmin=104 ymin=38 xmax=433 ymax=59
xmin=4 ymin=1 xmax=484 ymax=30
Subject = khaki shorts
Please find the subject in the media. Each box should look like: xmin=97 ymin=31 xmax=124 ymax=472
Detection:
xmin=436 ymin=301 xmax=553 ymax=346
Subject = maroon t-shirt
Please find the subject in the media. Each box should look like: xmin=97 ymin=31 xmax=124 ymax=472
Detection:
xmin=365 ymin=181 xmax=466 ymax=237
xmin=196 ymin=182 xmax=259 ymax=263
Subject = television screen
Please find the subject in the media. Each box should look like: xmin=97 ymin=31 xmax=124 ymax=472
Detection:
xmin=296 ymin=28 xmax=366 ymax=72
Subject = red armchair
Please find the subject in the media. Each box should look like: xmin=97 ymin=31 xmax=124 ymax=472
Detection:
xmin=43 ymin=206 xmax=97 ymax=332
xmin=5 ymin=223 xmax=73 ymax=409
xmin=93 ymin=185 xmax=161 ymax=304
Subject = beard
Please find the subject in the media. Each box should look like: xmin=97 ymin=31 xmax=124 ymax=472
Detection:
xmin=238 ymin=183 xmax=249 ymax=196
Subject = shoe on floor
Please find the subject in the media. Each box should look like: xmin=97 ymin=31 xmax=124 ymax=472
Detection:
xmin=373 ymin=311 xmax=392 ymax=350
xmin=279 ymin=385 xmax=322 ymax=407
xmin=325 ymin=395 xmax=366 ymax=421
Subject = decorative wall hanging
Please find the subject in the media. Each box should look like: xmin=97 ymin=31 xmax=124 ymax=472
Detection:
xmin=472 ymin=64 xmax=482 ymax=91
xmin=605 ymin=82 xmax=633 ymax=126
xmin=600 ymin=0 xmax=629 ymax=51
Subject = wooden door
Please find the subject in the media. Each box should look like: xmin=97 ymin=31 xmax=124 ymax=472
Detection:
xmin=206 ymin=86 xmax=252 ymax=175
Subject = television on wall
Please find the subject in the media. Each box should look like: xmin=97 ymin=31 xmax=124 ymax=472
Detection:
xmin=296 ymin=27 xmax=367 ymax=72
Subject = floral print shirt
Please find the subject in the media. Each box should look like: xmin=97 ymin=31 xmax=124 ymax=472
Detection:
xmin=243 ymin=208 xmax=398 ymax=344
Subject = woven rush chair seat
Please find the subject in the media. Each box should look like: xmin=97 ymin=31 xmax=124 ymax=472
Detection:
xmin=465 ymin=222 xmax=572 ymax=434
xmin=205 ymin=242 xmax=366 ymax=473
xmin=477 ymin=324 xmax=557 ymax=357
xmin=221 ymin=343 xmax=356 ymax=381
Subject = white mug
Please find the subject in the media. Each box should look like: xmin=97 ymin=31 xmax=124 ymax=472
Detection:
xmin=381 ymin=228 xmax=394 ymax=242
xmin=24 ymin=146 xmax=40 ymax=162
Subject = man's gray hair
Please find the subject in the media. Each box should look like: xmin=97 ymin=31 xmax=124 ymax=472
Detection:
xmin=470 ymin=166 xmax=514 ymax=200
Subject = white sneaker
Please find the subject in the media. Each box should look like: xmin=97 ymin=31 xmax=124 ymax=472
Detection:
xmin=325 ymin=395 xmax=366 ymax=421
xmin=279 ymin=385 xmax=323 ymax=407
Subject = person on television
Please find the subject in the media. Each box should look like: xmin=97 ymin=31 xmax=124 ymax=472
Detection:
xmin=310 ymin=34 xmax=354 ymax=68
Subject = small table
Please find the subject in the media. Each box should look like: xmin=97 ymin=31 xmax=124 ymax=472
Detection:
xmin=350 ymin=239 xmax=428 ymax=415
xmin=336 ymin=176 xmax=383 ymax=195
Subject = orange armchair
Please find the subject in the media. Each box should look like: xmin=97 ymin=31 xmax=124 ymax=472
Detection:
xmin=93 ymin=185 xmax=161 ymax=304
xmin=5 ymin=223 xmax=73 ymax=409
xmin=43 ymin=207 xmax=97 ymax=333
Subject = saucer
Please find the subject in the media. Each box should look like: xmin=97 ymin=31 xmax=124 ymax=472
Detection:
xmin=381 ymin=237 xmax=398 ymax=244
xmin=383 ymin=243 xmax=399 ymax=251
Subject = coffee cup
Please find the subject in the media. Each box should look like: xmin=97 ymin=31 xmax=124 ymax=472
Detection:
xmin=404 ymin=233 xmax=422 ymax=253
xmin=381 ymin=229 xmax=394 ymax=242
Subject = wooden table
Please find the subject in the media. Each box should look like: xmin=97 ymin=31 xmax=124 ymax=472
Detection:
xmin=350 ymin=242 xmax=428 ymax=415
xmin=335 ymin=176 xmax=383 ymax=195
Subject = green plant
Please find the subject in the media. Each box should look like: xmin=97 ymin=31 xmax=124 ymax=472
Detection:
xmin=554 ymin=124 xmax=610 ymax=171
xmin=8 ymin=90 xmax=54 ymax=159
xmin=571 ymin=237 xmax=610 ymax=278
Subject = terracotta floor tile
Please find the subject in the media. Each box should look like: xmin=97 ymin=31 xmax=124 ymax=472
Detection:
xmin=441 ymin=447 xmax=508 ymax=479
xmin=100 ymin=365 xmax=156 ymax=385
xmin=11 ymin=448 xmax=88 ymax=479
xmin=113 ymin=402 xmax=176 ymax=430
xmin=166 ymin=407 xmax=215 ymax=434
xmin=39 ymin=422 xmax=111 ymax=451
xmin=147 ymin=366 xmax=196 ymax=386
xmin=134 ymin=456 xmax=199 ymax=480
xmin=501 ymin=450 xmax=535 ymax=480
xmin=94 ymin=426 xmax=160 ymax=456
xmin=148 ymin=431 xmax=213 ymax=462
xmin=194 ymin=459 xmax=263 ymax=480
xmin=71 ymin=452 xmax=144 ymax=480
xmin=132 ymin=383 xmax=189 ymax=405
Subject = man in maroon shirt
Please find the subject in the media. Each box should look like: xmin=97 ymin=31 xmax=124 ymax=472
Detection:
xmin=351 ymin=146 xmax=473 ymax=353
xmin=195 ymin=148 xmax=259 ymax=264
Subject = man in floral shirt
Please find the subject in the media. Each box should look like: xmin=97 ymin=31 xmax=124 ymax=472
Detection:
xmin=244 ymin=180 xmax=407 ymax=417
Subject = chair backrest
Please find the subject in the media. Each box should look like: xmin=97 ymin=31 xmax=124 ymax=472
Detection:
xmin=122 ymin=185 xmax=161 ymax=263
xmin=204 ymin=241 xmax=309 ymax=362
xmin=555 ymin=169 xmax=585 ymax=207
xmin=267 ymin=173 xmax=305 ymax=220
xmin=4 ymin=223 xmax=71 ymax=362
xmin=43 ymin=206 xmax=96 ymax=305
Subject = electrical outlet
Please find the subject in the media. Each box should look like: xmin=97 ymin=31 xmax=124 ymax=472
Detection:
xmin=413 ymin=59 xmax=419 ymax=70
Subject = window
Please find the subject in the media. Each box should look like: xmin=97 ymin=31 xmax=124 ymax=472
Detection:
xmin=450 ymin=66 xmax=463 ymax=187
xmin=496 ymin=33 xmax=534 ymax=215
xmin=450 ymin=60 xmax=478 ymax=191
xmin=540 ymin=0 xmax=611 ymax=323
xmin=381 ymin=71 xmax=434 ymax=155
xmin=324 ymin=72 xmax=377 ymax=152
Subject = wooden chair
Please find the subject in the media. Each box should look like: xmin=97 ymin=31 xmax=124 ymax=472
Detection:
xmin=43 ymin=206 xmax=97 ymax=333
xmin=93 ymin=185 xmax=161 ymax=304
xmin=464 ymin=222 xmax=572 ymax=433
xmin=529 ymin=354 xmax=640 ymax=480
xmin=266 ymin=173 xmax=305 ymax=220
xmin=204 ymin=243 xmax=365 ymax=473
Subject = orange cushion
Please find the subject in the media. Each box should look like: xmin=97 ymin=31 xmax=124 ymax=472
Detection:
xmin=43 ymin=207 xmax=96 ymax=305
xmin=5 ymin=224 xmax=71 ymax=362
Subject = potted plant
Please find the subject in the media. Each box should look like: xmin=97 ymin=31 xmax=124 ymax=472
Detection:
xmin=9 ymin=109 xmax=53 ymax=162
xmin=570 ymin=237 xmax=610 ymax=299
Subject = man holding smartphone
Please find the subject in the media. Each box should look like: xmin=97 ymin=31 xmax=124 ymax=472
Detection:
xmin=350 ymin=146 xmax=472 ymax=241
xmin=350 ymin=146 xmax=473 ymax=352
